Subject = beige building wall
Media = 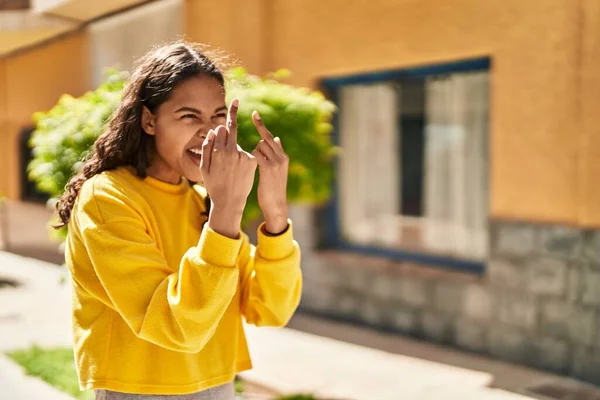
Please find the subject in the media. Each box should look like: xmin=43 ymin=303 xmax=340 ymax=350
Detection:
xmin=185 ymin=0 xmax=599 ymax=227
xmin=0 ymin=31 xmax=89 ymax=200
xmin=1 ymin=0 xmax=599 ymax=230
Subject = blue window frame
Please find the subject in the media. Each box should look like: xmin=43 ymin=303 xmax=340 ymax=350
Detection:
xmin=320 ymin=58 xmax=491 ymax=274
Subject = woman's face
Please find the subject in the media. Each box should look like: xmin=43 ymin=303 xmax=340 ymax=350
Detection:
xmin=142 ymin=74 xmax=226 ymax=184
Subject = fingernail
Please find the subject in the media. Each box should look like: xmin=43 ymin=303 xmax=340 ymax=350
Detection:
xmin=231 ymin=98 xmax=239 ymax=107
xmin=253 ymin=111 xmax=261 ymax=120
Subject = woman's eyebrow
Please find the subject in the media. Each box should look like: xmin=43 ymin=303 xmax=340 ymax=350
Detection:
xmin=175 ymin=106 xmax=201 ymax=114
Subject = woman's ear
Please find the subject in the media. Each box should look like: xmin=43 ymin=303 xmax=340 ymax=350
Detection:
xmin=141 ymin=106 xmax=156 ymax=135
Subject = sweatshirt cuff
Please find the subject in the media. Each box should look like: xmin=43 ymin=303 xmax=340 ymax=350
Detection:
xmin=197 ymin=226 xmax=243 ymax=268
xmin=257 ymin=219 xmax=295 ymax=260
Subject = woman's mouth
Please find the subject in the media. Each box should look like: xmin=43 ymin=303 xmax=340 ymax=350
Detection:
xmin=188 ymin=148 xmax=202 ymax=166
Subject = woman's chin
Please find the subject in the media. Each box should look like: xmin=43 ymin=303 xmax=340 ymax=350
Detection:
xmin=182 ymin=155 xmax=203 ymax=183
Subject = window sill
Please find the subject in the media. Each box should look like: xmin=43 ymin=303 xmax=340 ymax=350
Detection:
xmin=318 ymin=240 xmax=485 ymax=274
xmin=315 ymin=248 xmax=483 ymax=282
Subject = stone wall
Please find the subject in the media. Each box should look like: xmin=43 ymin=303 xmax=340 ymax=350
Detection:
xmin=293 ymin=207 xmax=600 ymax=385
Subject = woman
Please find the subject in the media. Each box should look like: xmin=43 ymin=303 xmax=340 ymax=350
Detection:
xmin=57 ymin=42 xmax=302 ymax=400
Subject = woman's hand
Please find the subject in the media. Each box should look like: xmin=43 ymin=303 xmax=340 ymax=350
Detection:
xmin=201 ymin=99 xmax=257 ymax=238
xmin=251 ymin=111 xmax=289 ymax=235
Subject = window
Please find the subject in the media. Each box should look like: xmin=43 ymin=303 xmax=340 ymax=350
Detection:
xmin=322 ymin=59 xmax=490 ymax=272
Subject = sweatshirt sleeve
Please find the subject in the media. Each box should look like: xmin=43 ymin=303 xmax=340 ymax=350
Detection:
xmin=73 ymin=183 xmax=241 ymax=353
xmin=238 ymin=220 xmax=302 ymax=327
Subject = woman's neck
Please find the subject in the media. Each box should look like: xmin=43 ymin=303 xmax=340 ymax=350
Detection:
xmin=146 ymin=160 xmax=181 ymax=184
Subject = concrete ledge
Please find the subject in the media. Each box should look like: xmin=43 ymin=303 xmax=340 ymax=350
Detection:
xmin=0 ymin=10 xmax=73 ymax=31
xmin=33 ymin=0 xmax=150 ymax=22
xmin=0 ymin=10 xmax=77 ymax=55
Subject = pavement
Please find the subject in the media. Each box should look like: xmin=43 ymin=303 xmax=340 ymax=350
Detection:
xmin=243 ymin=324 xmax=500 ymax=399
xmin=0 ymin=249 xmax=597 ymax=400
xmin=0 ymin=252 xmax=72 ymax=352
xmin=0 ymin=251 xmax=73 ymax=400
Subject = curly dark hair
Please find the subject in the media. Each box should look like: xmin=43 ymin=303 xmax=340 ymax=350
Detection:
xmin=55 ymin=41 xmax=224 ymax=228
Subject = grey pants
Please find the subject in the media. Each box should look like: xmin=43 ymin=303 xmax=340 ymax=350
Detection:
xmin=95 ymin=382 xmax=235 ymax=400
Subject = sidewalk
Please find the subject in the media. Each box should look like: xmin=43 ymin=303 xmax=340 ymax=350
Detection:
xmin=0 ymin=250 xmax=596 ymax=400
xmin=242 ymin=321 xmax=541 ymax=400
xmin=0 ymin=251 xmax=73 ymax=399
xmin=0 ymin=251 xmax=72 ymax=352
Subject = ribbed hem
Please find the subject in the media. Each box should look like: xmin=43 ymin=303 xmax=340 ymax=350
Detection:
xmin=197 ymin=226 xmax=243 ymax=267
xmin=81 ymin=360 xmax=252 ymax=395
xmin=257 ymin=219 xmax=295 ymax=260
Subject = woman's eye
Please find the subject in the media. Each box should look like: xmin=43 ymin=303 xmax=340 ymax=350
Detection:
xmin=213 ymin=113 xmax=227 ymax=120
xmin=181 ymin=114 xmax=198 ymax=120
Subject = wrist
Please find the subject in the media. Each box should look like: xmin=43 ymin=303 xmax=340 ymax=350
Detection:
xmin=211 ymin=199 xmax=245 ymax=216
xmin=263 ymin=210 xmax=289 ymax=235
xmin=208 ymin=206 xmax=243 ymax=239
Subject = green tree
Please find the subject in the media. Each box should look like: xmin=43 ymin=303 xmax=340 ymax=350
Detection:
xmin=28 ymin=68 xmax=336 ymax=239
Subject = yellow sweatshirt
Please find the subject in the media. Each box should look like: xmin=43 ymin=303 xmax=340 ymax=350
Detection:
xmin=65 ymin=167 xmax=302 ymax=395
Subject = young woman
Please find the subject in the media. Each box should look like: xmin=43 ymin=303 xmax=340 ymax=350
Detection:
xmin=56 ymin=42 xmax=302 ymax=400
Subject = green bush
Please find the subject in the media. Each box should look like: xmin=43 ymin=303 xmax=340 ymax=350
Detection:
xmin=28 ymin=68 xmax=336 ymax=237
xmin=278 ymin=394 xmax=317 ymax=400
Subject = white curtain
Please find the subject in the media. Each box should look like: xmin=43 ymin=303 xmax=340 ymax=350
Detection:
xmin=87 ymin=0 xmax=183 ymax=87
xmin=339 ymin=84 xmax=400 ymax=247
xmin=423 ymin=72 xmax=489 ymax=259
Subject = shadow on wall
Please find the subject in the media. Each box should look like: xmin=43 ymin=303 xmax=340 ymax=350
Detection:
xmin=1 ymin=201 xmax=63 ymax=265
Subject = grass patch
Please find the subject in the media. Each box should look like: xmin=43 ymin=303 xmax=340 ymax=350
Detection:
xmin=6 ymin=346 xmax=318 ymax=400
xmin=6 ymin=346 xmax=93 ymax=400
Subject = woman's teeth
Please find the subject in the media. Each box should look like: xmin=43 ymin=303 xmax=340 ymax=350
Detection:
xmin=189 ymin=149 xmax=202 ymax=155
